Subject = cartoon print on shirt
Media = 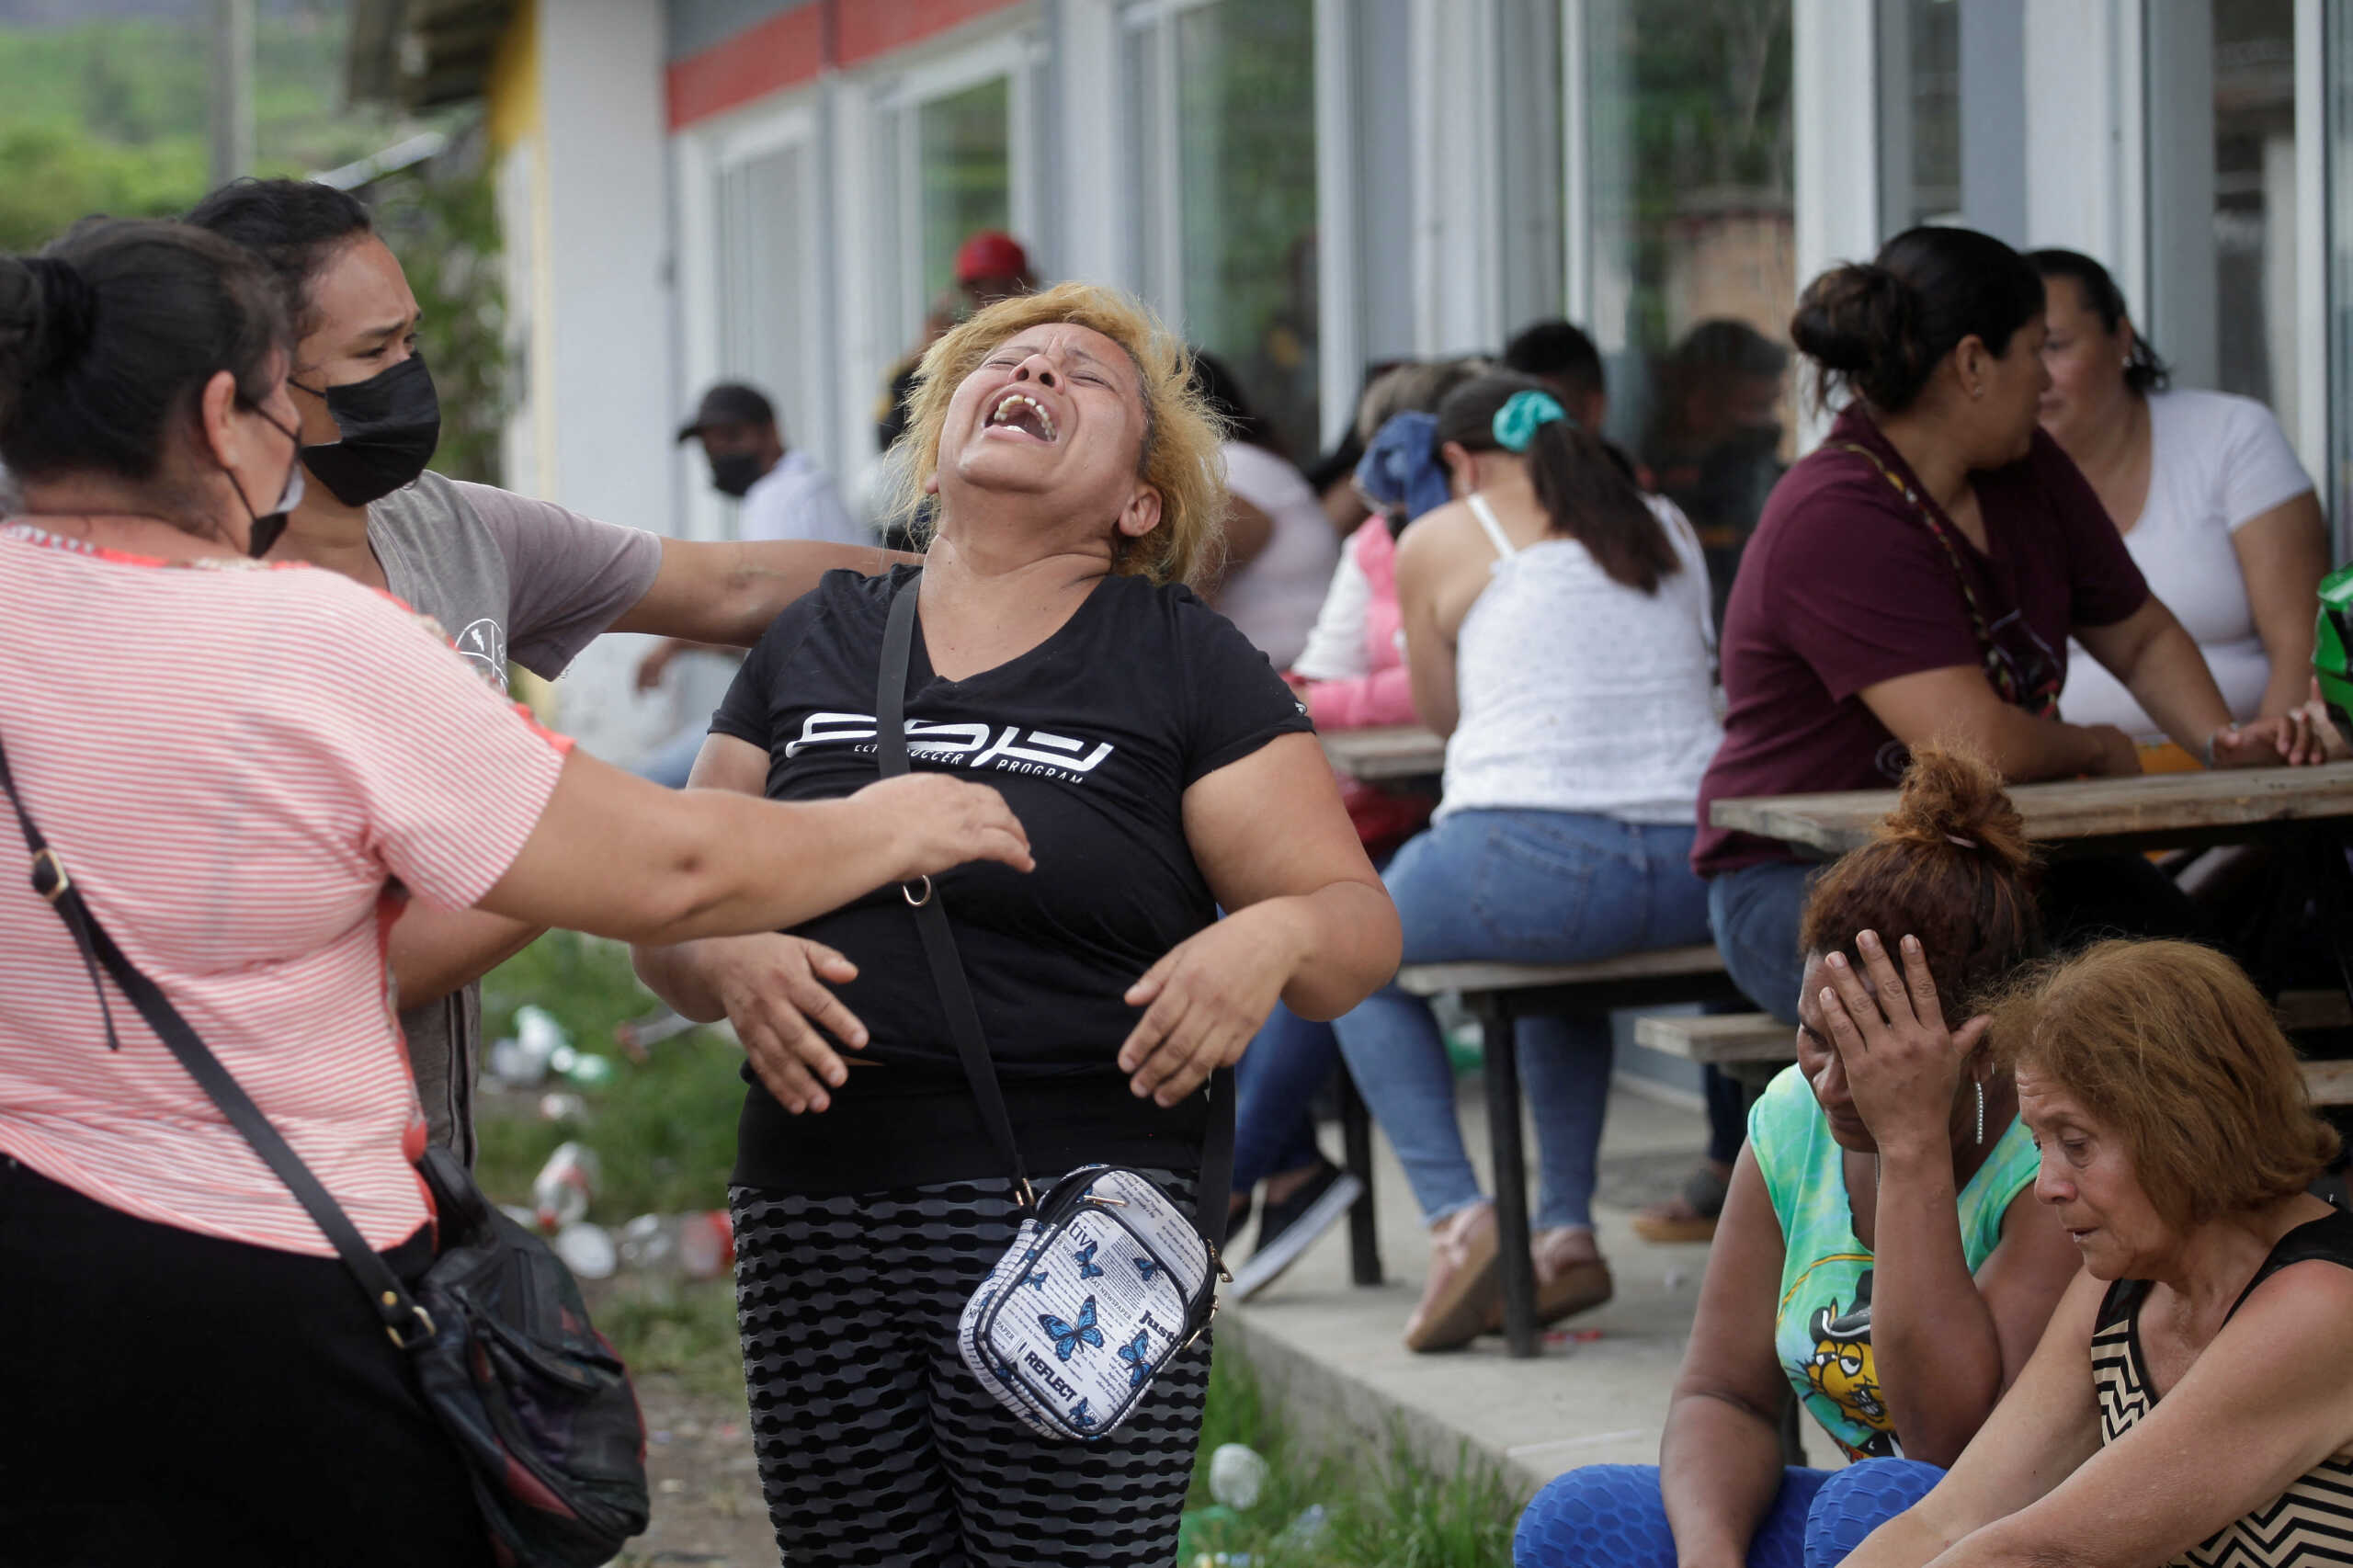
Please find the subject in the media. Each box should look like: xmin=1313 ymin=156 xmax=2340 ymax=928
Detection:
xmin=1798 ymin=1268 xmax=1897 ymax=1459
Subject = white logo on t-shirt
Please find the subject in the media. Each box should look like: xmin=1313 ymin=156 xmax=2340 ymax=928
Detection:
xmin=453 ymin=618 xmax=509 ymax=690
xmin=785 ymin=711 xmax=1115 ymax=781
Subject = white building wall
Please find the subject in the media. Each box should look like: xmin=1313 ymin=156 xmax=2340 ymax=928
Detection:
xmin=529 ymin=0 xmax=678 ymax=759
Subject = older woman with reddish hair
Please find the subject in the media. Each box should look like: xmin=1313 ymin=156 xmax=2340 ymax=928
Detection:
xmin=1840 ymin=939 xmax=2350 ymax=1568
xmin=633 ymin=282 xmax=1398 ymax=1567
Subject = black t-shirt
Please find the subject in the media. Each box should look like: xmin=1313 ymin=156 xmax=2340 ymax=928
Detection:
xmin=709 ymin=565 xmax=1313 ymax=1194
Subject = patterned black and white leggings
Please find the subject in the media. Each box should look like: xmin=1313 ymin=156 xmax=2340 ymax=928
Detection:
xmin=731 ymin=1174 xmax=1210 ymax=1567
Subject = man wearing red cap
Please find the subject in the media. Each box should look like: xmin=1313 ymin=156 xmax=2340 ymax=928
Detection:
xmin=874 ymin=230 xmax=1040 ymax=456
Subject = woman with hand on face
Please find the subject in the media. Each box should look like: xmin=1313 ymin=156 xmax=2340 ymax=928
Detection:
xmin=2029 ymin=249 xmax=2330 ymax=763
xmin=1698 ymin=227 xmax=2317 ymax=1062
xmin=630 ymin=283 xmax=1397 ymax=1568
xmin=0 ymin=221 xmax=1026 ymax=1566
xmin=185 ymin=178 xmax=901 ymax=1166
xmin=1840 ymin=939 xmax=2350 ymax=1568
xmin=1517 ymin=748 xmax=2083 ymax=1568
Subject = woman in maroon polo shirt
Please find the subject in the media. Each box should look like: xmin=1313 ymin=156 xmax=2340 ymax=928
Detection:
xmin=1695 ymin=225 xmax=2316 ymax=1045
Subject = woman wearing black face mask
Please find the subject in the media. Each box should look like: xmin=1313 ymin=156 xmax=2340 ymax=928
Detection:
xmin=0 ymin=220 xmax=1029 ymax=1565
xmin=188 ymin=179 xmax=907 ymax=1165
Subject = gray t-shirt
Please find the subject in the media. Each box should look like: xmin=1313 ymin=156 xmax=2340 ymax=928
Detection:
xmin=373 ymin=471 xmax=664 ymax=1160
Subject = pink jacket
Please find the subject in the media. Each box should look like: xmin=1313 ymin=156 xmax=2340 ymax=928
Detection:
xmin=1291 ymin=518 xmax=1431 ymax=853
xmin=1298 ymin=518 xmax=1420 ymax=729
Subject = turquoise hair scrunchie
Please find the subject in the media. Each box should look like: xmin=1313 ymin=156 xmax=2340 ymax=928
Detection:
xmin=1492 ymin=389 xmax=1569 ymax=453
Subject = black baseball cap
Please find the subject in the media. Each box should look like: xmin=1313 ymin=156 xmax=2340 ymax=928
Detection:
xmin=676 ymin=382 xmax=777 ymax=442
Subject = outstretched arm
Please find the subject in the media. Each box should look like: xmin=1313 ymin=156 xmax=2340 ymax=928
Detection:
xmin=608 ymin=537 xmax=913 ymax=646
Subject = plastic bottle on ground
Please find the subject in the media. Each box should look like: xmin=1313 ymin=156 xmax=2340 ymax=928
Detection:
xmin=531 ymin=1140 xmax=600 ymax=1230
xmin=1207 ymin=1443 xmax=1268 ymax=1510
xmin=553 ymin=1220 xmax=617 ymax=1279
xmin=618 ymin=1211 xmax=734 ymax=1278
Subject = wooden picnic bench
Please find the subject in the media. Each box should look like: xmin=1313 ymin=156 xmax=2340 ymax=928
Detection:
xmin=1632 ymin=1006 xmax=2353 ymax=1107
xmin=1396 ymin=946 xmax=1746 ymax=1358
xmin=1712 ymin=762 xmax=2353 ymax=859
xmin=1318 ymin=724 xmax=1447 ymax=783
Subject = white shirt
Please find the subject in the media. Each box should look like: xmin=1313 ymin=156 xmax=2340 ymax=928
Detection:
xmin=1439 ymin=494 xmax=1722 ymax=824
xmin=1215 ymin=443 xmax=1342 ymax=671
xmin=739 ymin=449 xmax=865 ymax=547
xmin=2060 ymin=388 xmax=2315 ymax=741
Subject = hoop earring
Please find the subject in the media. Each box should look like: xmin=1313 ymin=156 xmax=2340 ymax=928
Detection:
xmin=1974 ymin=1078 xmax=1986 ymax=1147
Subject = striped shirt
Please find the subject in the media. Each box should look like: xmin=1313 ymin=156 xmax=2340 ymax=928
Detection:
xmin=0 ymin=524 xmax=568 ymax=1256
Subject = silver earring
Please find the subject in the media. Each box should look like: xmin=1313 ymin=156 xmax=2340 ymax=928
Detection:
xmin=1974 ymin=1079 xmax=1986 ymax=1146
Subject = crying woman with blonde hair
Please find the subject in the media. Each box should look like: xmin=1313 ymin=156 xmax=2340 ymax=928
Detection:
xmin=632 ymin=282 xmax=1400 ymax=1565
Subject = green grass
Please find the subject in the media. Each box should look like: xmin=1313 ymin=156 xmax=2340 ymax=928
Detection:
xmin=473 ymin=932 xmax=746 ymax=1221
xmin=478 ymin=935 xmax=1524 ymax=1561
xmin=1181 ymin=1348 xmax=1525 ymax=1568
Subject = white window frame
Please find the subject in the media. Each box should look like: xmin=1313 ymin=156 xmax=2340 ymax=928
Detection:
xmin=868 ymin=31 xmax=1040 ymax=357
xmin=673 ymin=94 xmax=828 ymax=545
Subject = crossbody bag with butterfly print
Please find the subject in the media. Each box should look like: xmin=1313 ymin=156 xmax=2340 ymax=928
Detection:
xmin=871 ymin=574 xmax=1235 ymax=1443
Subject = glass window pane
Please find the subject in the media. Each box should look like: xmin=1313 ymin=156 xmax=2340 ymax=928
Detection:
xmin=717 ymin=143 xmax=813 ymax=473
xmin=1879 ymin=0 xmax=1961 ymax=232
xmin=2212 ymin=0 xmax=2297 ymax=412
xmin=1172 ymin=0 xmax=1319 ymax=460
xmin=1586 ymin=0 xmax=1795 ymax=620
xmin=917 ymin=76 xmax=1011 ymax=308
xmin=2326 ymin=7 xmax=2353 ymax=538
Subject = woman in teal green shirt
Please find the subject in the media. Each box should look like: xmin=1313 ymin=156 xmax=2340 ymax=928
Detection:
xmin=1517 ymin=747 xmax=2085 ymax=1568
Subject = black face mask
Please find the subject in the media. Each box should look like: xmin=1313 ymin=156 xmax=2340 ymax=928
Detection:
xmin=709 ymin=451 xmax=766 ymax=499
xmin=290 ymin=352 xmax=441 ymax=506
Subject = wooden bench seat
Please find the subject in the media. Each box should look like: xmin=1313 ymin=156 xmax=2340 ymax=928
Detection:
xmin=1397 ymin=944 xmax=1731 ymax=998
xmin=2304 ymin=1059 xmax=2353 ymax=1106
xmin=1391 ymin=946 xmax=1743 ymax=1357
xmin=1633 ymin=1011 xmax=1794 ymax=1064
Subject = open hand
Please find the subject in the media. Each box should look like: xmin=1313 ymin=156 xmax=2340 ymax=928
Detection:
xmin=701 ymin=933 xmax=870 ymax=1114
xmin=1116 ymin=909 xmax=1301 ymax=1108
xmin=2212 ymin=710 xmax=2325 ymax=768
xmin=855 ymin=774 xmax=1034 ymax=881
xmin=1817 ymin=930 xmax=1989 ymax=1154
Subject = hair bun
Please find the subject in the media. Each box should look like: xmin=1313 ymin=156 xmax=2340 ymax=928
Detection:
xmin=1790 ymin=262 xmax=1927 ymax=407
xmin=1876 ymin=744 xmax=2032 ymax=875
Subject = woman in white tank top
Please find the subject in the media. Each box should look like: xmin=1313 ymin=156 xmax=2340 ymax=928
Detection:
xmin=1332 ymin=373 xmax=1724 ymax=1352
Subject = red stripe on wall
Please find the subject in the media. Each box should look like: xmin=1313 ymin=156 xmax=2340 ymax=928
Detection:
xmin=665 ymin=5 xmax=826 ymax=131
xmin=666 ymin=0 xmax=1030 ymax=130
xmin=834 ymin=0 xmax=1026 ymax=67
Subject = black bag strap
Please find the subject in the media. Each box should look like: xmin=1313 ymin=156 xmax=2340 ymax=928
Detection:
xmin=877 ymin=580 xmax=1035 ymax=1208
xmin=872 ymin=575 xmax=1235 ymax=1255
xmin=0 ymin=732 xmax=435 ymax=1350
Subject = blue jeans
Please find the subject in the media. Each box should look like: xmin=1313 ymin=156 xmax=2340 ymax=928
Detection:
xmin=1708 ymin=859 xmax=1815 ymax=1027
xmin=1514 ymin=1459 xmax=1944 ymax=1568
xmin=1332 ymin=810 xmax=1711 ymax=1232
xmin=1233 ymin=1004 xmax=1337 ymax=1192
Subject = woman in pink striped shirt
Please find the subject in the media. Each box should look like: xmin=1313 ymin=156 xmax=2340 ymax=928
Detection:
xmin=0 ymin=221 xmax=1029 ymax=1566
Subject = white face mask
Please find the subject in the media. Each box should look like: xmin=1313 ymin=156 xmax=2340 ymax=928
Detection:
xmin=229 ymin=403 xmax=305 ymax=558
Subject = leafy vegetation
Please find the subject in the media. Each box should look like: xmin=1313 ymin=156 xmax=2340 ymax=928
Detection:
xmin=0 ymin=3 xmax=506 ymax=482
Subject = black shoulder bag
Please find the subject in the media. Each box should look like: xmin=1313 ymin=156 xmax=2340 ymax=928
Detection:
xmin=0 ymin=733 xmax=648 ymax=1568
xmin=873 ymin=575 xmax=1235 ymax=1442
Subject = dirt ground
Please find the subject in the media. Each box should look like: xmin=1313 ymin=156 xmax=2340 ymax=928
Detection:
xmin=618 ymin=1376 xmax=776 ymax=1568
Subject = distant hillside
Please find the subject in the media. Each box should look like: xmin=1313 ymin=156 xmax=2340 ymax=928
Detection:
xmin=0 ymin=0 xmax=408 ymax=249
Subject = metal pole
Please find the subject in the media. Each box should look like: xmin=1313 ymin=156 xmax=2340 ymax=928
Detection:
xmin=208 ymin=0 xmax=256 ymax=186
